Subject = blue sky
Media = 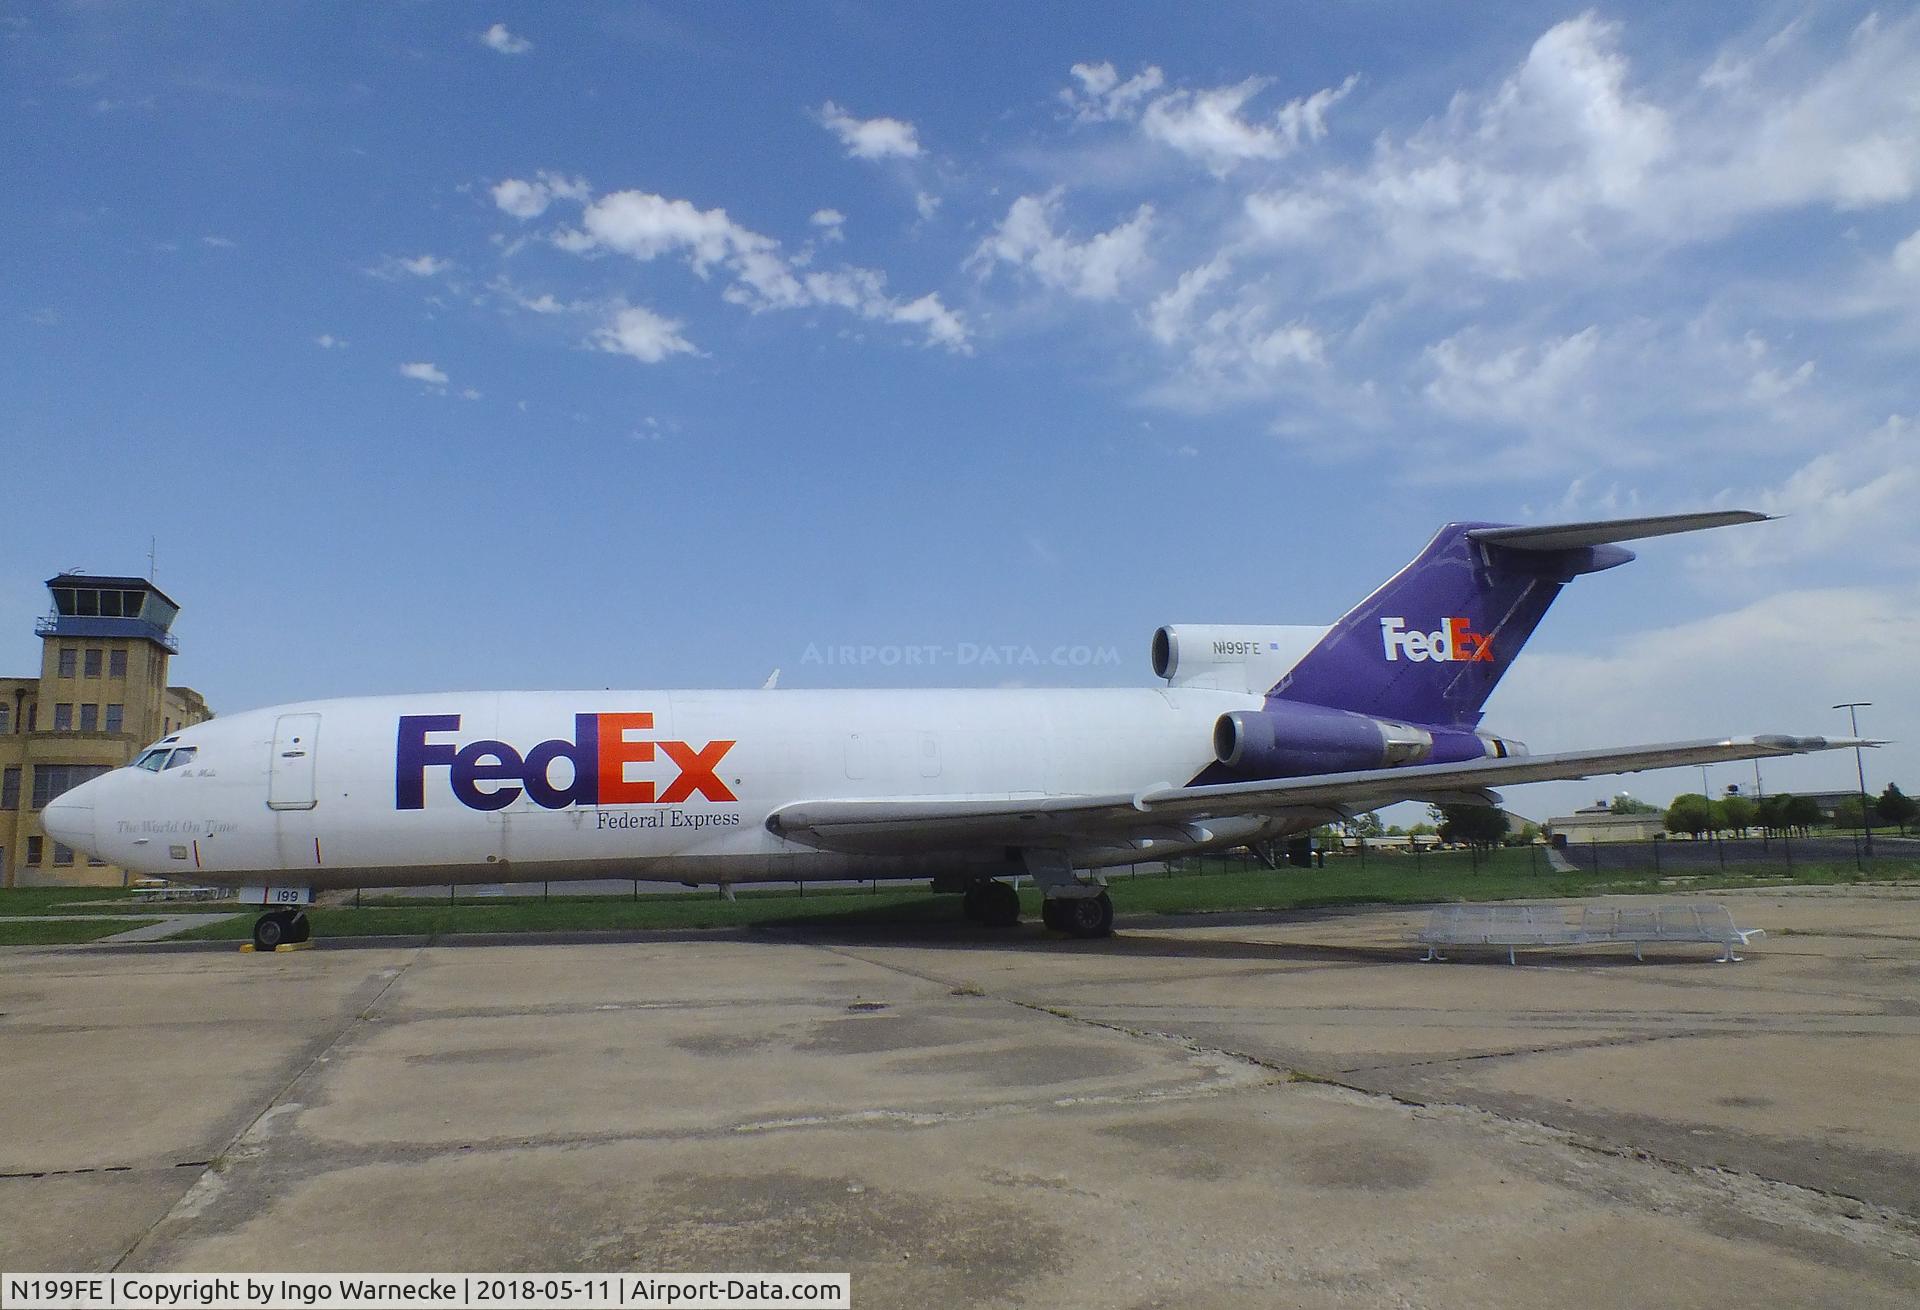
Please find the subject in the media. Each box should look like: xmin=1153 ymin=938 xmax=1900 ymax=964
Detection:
xmin=3 ymin=3 xmax=1915 ymax=816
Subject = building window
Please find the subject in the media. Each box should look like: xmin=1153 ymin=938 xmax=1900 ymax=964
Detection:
xmin=109 ymin=649 xmax=128 ymax=678
xmin=31 ymin=764 xmax=111 ymax=809
xmin=26 ymin=836 xmax=41 ymax=866
xmin=84 ymin=649 xmax=103 ymax=678
xmin=58 ymin=648 xmax=77 ymax=678
xmin=2 ymin=767 xmax=18 ymax=811
xmin=0 ymin=704 xmax=9 ymax=735
xmin=53 ymin=842 xmax=73 ymax=866
xmin=80 ymin=704 xmax=99 ymax=732
xmin=53 ymin=703 xmax=74 ymax=732
xmin=106 ymin=704 xmax=124 ymax=734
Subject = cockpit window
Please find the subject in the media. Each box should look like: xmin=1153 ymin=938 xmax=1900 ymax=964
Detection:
xmin=134 ymin=749 xmax=168 ymax=772
xmin=163 ymin=747 xmax=197 ymax=770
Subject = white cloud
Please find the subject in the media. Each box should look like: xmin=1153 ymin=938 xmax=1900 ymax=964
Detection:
xmin=1701 ymin=414 xmax=1920 ymax=570
xmin=1141 ymin=74 xmax=1357 ymax=175
xmin=817 ymin=101 xmax=921 ymax=160
xmin=914 ymin=191 xmax=941 ymax=221
xmin=1423 ymin=326 xmax=1602 ymax=426
xmin=398 ymin=361 xmax=449 ymax=386
xmin=552 ymin=184 xmax=970 ymax=352
xmin=810 ymin=208 xmax=846 ymax=241
xmin=888 ymin=293 xmax=971 ymax=354
xmin=592 ymin=305 xmax=696 ymax=364
xmin=1225 ymin=12 xmax=1920 ymax=285
xmin=491 ymin=172 xmax=590 ymax=220
xmin=200 ymin=234 xmax=234 ymax=248
xmin=393 ymin=254 xmax=451 ymax=278
xmin=1060 ymin=62 xmax=1165 ymax=123
xmin=1491 ymin=582 xmax=1920 ymax=815
xmin=460 ymin=387 xmax=483 ymax=401
xmin=313 ymin=334 xmax=346 ymax=349
xmin=971 ymin=192 xmax=1154 ymax=301
xmin=481 ymin=23 xmax=532 ymax=56
xmin=1893 ymin=228 xmax=1920 ymax=276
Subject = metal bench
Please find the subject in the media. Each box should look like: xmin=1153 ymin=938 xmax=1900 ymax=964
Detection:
xmin=1576 ymin=903 xmax=1764 ymax=963
xmin=1419 ymin=902 xmax=1763 ymax=964
xmin=1419 ymin=903 xmax=1578 ymax=965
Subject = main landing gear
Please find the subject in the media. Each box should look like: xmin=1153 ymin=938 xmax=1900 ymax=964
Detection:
xmin=961 ymin=878 xmax=1022 ymax=928
xmin=252 ymin=909 xmax=311 ymax=951
xmin=959 ymin=877 xmax=1115 ymax=939
xmin=1042 ymin=892 xmax=1114 ymax=939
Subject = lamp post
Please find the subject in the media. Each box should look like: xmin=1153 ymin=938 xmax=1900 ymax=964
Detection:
xmin=1833 ymin=702 xmax=1874 ymax=860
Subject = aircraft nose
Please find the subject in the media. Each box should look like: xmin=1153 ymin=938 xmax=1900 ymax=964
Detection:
xmin=40 ymin=786 xmax=99 ymax=857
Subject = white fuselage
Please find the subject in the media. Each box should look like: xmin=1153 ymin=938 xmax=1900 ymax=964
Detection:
xmin=62 ymin=687 xmax=1296 ymax=891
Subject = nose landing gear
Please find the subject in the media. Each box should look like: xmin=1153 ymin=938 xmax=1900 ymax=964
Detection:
xmin=251 ymin=909 xmax=312 ymax=951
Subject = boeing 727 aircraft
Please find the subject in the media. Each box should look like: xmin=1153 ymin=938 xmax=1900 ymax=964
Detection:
xmin=42 ymin=511 xmax=1865 ymax=949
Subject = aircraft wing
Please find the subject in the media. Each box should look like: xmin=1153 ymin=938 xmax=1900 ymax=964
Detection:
xmin=766 ymin=735 xmax=1870 ymax=854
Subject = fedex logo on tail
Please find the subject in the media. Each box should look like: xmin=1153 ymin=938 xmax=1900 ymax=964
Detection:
xmin=1379 ymin=617 xmax=1494 ymax=663
xmin=396 ymin=713 xmax=736 ymax=812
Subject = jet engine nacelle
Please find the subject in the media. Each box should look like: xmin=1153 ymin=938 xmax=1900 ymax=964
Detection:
xmin=1210 ymin=704 xmax=1529 ymax=779
xmin=1213 ymin=703 xmax=1433 ymax=777
xmin=1151 ymin=624 xmax=1327 ymax=694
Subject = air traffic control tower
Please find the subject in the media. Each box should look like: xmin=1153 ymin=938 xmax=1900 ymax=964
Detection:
xmin=1 ymin=574 xmax=213 ymax=886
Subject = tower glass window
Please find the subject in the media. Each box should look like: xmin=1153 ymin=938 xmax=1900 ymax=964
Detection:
xmin=84 ymin=649 xmax=103 ymax=677
xmin=109 ymin=649 xmax=127 ymax=678
xmin=58 ymin=648 xmax=77 ymax=677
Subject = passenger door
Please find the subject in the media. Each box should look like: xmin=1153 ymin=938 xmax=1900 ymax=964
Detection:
xmin=268 ymin=713 xmax=320 ymax=811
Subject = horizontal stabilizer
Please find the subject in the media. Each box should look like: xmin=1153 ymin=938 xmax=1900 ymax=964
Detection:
xmin=1467 ymin=510 xmax=1770 ymax=552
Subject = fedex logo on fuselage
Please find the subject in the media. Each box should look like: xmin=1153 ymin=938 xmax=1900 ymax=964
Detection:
xmin=396 ymin=713 xmax=736 ymax=812
xmin=1379 ymin=617 xmax=1494 ymax=663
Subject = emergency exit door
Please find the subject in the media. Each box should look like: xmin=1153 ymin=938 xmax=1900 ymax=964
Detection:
xmin=268 ymin=713 xmax=320 ymax=811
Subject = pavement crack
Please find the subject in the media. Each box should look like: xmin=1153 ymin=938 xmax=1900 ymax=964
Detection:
xmin=106 ymin=945 xmax=427 ymax=1271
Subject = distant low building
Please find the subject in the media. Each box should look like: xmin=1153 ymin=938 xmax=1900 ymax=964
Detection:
xmin=1 ymin=574 xmax=213 ymax=887
xmin=1547 ymin=807 xmax=1665 ymax=845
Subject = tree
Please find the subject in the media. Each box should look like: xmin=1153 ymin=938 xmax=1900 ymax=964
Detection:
xmin=1349 ymin=812 xmax=1385 ymax=839
xmin=1785 ymin=795 xmax=1822 ymax=835
xmin=1505 ymin=821 xmax=1541 ymax=848
xmin=1715 ymin=794 xmax=1756 ymax=837
xmin=1831 ymin=796 xmax=1875 ymax=831
xmin=1756 ymin=793 xmax=1793 ymax=836
xmin=1665 ymin=793 xmax=1714 ymax=838
xmin=1433 ymin=803 xmax=1509 ymax=850
xmin=1609 ymin=792 xmax=1659 ymax=816
xmin=1879 ymin=783 xmax=1916 ymax=836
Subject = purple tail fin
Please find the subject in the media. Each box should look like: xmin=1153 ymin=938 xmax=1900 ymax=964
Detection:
xmin=1268 ymin=521 xmax=1635 ymax=728
xmin=1268 ymin=512 xmax=1770 ymax=726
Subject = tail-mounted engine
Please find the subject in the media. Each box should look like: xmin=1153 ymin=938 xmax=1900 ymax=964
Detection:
xmin=1212 ymin=702 xmax=1526 ymax=778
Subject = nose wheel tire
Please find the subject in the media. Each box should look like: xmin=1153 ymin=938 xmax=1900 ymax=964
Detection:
xmin=252 ymin=909 xmax=311 ymax=951
xmin=1051 ymin=892 xmax=1114 ymax=939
